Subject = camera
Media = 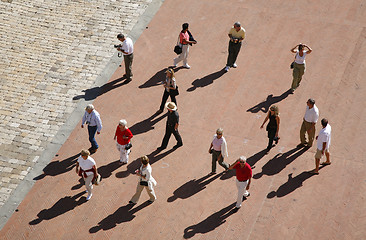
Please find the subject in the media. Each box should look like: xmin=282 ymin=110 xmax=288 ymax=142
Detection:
xmin=114 ymin=44 xmax=122 ymax=48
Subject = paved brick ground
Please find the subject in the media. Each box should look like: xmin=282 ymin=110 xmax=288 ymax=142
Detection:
xmin=1 ymin=0 xmax=366 ymax=239
xmin=0 ymin=0 xmax=154 ymax=207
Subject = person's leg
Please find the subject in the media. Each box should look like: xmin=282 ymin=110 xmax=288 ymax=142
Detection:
xmin=88 ymin=125 xmax=98 ymax=149
xmin=313 ymin=149 xmax=322 ymax=173
xmin=227 ymin=41 xmax=234 ymax=67
xmin=267 ymin=129 xmax=276 ymax=150
xmin=218 ymin=156 xmax=229 ymax=170
xmin=120 ymin=146 xmax=129 ymax=163
xmin=84 ymin=174 xmax=94 ymax=197
xmin=211 ymin=150 xmax=218 ymax=173
xmin=159 ymin=90 xmax=170 ymax=111
xmin=116 ymin=143 xmax=124 ymax=162
xmin=160 ymin=128 xmax=172 ymax=148
xmin=145 ymin=186 xmax=157 ymax=202
xmin=169 ymin=92 xmax=177 ymax=106
xmin=124 ymin=54 xmax=133 ymax=80
xmin=174 ymin=45 xmax=187 ymax=65
xmin=182 ymin=45 xmax=189 ymax=66
xmin=236 ymin=179 xmax=248 ymax=208
xmin=130 ymin=183 xmax=144 ymax=203
xmin=299 ymin=120 xmax=307 ymax=145
xmin=297 ymin=64 xmax=305 ymax=84
xmin=292 ymin=63 xmax=300 ymax=90
xmin=231 ymin=43 xmax=242 ymax=66
xmin=324 ymin=150 xmax=331 ymax=163
xmin=308 ymin=124 xmax=316 ymax=147
xmin=172 ymin=129 xmax=183 ymax=146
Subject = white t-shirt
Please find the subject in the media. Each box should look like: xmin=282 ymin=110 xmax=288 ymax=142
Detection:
xmin=304 ymin=105 xmax=319 ymax=123
xmin=77 ymin=156 xmax=96 ymax=176
xmin=121 ymin=37 xmax=134 ymax=55
xmin=317 ymin=124 xmax=332 ymax=150
xmin=295 ymin=50 xmax=307 ymax=64
xmin=212 ymin=136 xmax=224 ymax=151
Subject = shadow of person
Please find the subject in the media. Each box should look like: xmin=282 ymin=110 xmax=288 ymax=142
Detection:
xmin=89 ymin=201 xmax=152 ymax=233
xmin=73 ymin=76 xmax=127 ymax=101
xmin=71 ymin=177 xmax=85 ymax=190
xmin=183 ymin=203 xmax=237 ymax=239
xmin=29 ymin=191 xmax=87 ymax=225
xmin=267 ymin=167 xmax=325 ymax=198
xmin=246 ymin=89 xmax=292 ymax=113
xmin=33 ymin=153 xmax=80 ymax=180
xmin=129 ymin=112 xmax=167 ymax=136
xmin=253 ymin=146 xmax=309 ymax=179
xmin=187 ymin=69 xmax=226 ymax=92
xmin=147 ymin=148 xmax=176 ymax=165
xmin=138 ymin=68 xmax=167 ymax=89
xmin=168 ymin=173 xmax=224 ymax=202
xmin=246 ymin=149 xmax=268 ymax=167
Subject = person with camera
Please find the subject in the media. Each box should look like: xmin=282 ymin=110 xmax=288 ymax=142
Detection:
xmin=225 ymin=22 xmax=246 ymax=72
xmin=114 ymin=119 xmax=133 ymax=164
xmin=260 ymin=105 xmax=280 ymax=153
xmin=129 ymin=156 xmax=157 ymax=204
xmin=173 ymin=23 xmax=197 ymax=69
xmin=290 ymin=43 xmax=312 ymax=92
xmin=81 ymin=104 xmax=102 ymax=154
xmin=157 ymin=68 xmax=178 ymax=114
xmin=116 ymin=33 xmax=134 ymax=82
xmin=75 ymin=149 xmax=99 ymax=201
xmin=208 ymin=128 xmax=229 ymax=174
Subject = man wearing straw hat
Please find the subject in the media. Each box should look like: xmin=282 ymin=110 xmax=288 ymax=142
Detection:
xmin=157 ymin=102 xmax=183 ymax=151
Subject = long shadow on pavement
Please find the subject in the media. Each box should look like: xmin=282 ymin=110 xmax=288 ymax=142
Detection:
xmin=73 ymin=76 xmax=128 ymax=101
xmin=29 ymin=191 xmax=87 ymax=225
xmin=253 ymin=146 xmax=309 ymax=179
xmin=168 ymin=172 xmax=224 ymax=202
xmin=267 ymin=166 xmax=326 ymax=198
xmin=138 ymin=67 xmax=184 ymax=89
xmin=246 ymin=89 xmax=292 ymax=113
xmin=187 ymin=69 xmax=226 ymax=92
xmin=129 ymin=112 xmax=167 ymax=136
xmin=183 ymin=203 xmax=237 ymax=239
xmin=33 ymin=153 xmax=80 ymax=180
xmin=89 ymin=201 xmax=152 ymax=232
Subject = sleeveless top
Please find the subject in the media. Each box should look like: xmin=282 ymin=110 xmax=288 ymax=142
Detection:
xmin=267 ymin=112 xmax=277 ymax=130
xmin=294 ymin=50 xmax=307 ymax=64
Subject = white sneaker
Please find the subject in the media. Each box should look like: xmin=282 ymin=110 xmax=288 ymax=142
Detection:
xmin=183 ymin=64 xmax=191 ymax=69
xmin=224 ymin=66 xmax=230 ymax=72
xmin=86 ymin=193 xmax=93 ymax=201
xmin=232 ymin=63 xmax=237 ymax=68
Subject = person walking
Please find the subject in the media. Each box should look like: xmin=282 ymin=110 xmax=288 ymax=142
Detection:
xmin=228 ymin=156 xmax=252 ymax=210
xmin=208 ymin=128 xmax=229 ymax=174
xmin=311 ymin=118 xmax=332 ymax=174
xmin=298 ymin=98 xmax=319 ymax=148
xmin=290 ymin=43 xmax=312 ymax=92
xmin=157 ymin=102 xmax=183 ymax=151
xmin=81 ymin=104 xmax=102 ymax=153
xmin=260 ymin=105 xmax=280 ymax=153
xmin=157 ymin=68 xmax=178 ymax=114
xmin=117 ymin=33 xmax=134 ymax=82
xmin=225 ymin=22 xmax=246 ymax=72
xmin=114 ymin=119 xmax=133 ymax=164
xmin=75 ymin=149 xmax=99 ymax=201
xmin=129 ymin=156 xmax=157 ymax=204
xmin=173 ymin=23 xmax=197 ymax=69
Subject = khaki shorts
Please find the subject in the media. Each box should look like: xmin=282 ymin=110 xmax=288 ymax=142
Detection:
xmin=315 ymin=148 xmax=329 ymax=159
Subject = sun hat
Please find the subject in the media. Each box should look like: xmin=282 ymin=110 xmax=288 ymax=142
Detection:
xmin=165 ymin=102 xmax=177 ymax=111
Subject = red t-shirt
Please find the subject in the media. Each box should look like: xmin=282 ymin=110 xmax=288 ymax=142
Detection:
xmin=233 ymin=162 xmax=252 ymax=181
xmin=179 ymin=31 xmax=189 ymax=44
xmin=115 ymin=126 xmax=133 ymax=145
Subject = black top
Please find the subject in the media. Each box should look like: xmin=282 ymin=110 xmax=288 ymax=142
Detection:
xmin=267 ymin=112 xmax=277 ymax=130
xmin=167 ymin=111 xmax=179 ymax=128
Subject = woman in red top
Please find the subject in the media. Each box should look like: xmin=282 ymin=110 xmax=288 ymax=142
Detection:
xmin=228 ymin=156 xmax=252 ymax=209
xmin=173 ymin=23 xmax=197 ymax=69
xmin=114 ymin=119 xmax=133 ymax=164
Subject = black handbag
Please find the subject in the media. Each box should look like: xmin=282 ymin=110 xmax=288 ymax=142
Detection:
xmin=125 ymin=142 xmax=132 ymax=150
xmin=290 ymin=61 xmax=294 ymax=69
xmin=174 ymin=35 xmax=182 ymax=54
xmin=140 ymin=181 xmax=148 ymax=186
xmin=170 ymin=85 xmax=179 ymax=96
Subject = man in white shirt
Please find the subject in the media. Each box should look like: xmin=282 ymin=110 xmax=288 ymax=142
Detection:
xmin=298 ymin=98 xmax=319 ymax=147
xmin=311 ymin=118 xmax=332 ymax=174
xmin=81 ymin=104 xmax=103 ymax=153
xmin=117 ymin=33 xmax=134 ymax=82
xmin=76 ymin=149 xmax=98 ymax=200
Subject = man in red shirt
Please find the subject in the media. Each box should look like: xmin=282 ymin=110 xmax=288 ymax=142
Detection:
xmin=228 ymin=156 xmax=252 ymax=209
xmin=114 ymin=119 xmax=133 ymax=164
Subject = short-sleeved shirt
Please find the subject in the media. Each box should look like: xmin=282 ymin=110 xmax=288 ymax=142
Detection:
xmin=167 ymin=111 xmax=179 ymax=129
xmin=115 ymin=126 xmax=133 ymax=145
xmin=77 ymin=156 xmax=96 ymax=176
xmin=229 ymin=27 xmax=246 ymax=40
xmin=212 ymin=136 xmax=224 ymax=151
xmin=121 ymin=37 xmax=134 ymax=55
xmin=304 ymin=105 xmax=319 ymax=123
xmin=317 ymin=124 xmax=332 ymax=150
xmin=233 ymin=162 xmax=252 ymax=181
xmin=179 ymin=31 xmax=189 ymax=44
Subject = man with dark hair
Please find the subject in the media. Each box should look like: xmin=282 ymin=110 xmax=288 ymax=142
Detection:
xmin=311 ymin=118 xmax=332 ymax=174
xmin=298 ymin=98 xmax=319 ymax=147
xmin=225 ymin=22 xmax=246 ymax=72
xmin=173 ymin=23 xmax=197 ymax=69
xmin=117 ymin=33 xmax=134 ymax=82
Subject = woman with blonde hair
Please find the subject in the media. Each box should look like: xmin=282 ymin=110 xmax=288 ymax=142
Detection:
xmin=157 ymin=68 xmax=178 ymax=114
xmin=260 ymin=105 xmax=280 ymax=153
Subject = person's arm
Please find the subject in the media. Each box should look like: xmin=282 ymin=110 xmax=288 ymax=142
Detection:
xmin=208 ymin=143 xmax=213 ymax=153
xmin=275 ymin=116 xmax=280 ymax=137
xmin=114 ymin=126 xmax=118 ymax=140
xmin=75 ymin=162 xmax=79 ymax=174
xmin=246 ymin=178 xmax=251 ymax=190
xmin=96 ymin=113 xmax=102 ymax=134
xmin=304 ymin=44 xmax=312 ymax=54
xmin=228 ymin=160 xmax=239 ymax=170
xmin=174 ymin=123 xmax=179 ymax=131
xmin=291 ymin=44 xmax=299 ymax=53
xmin=260 ymin=112 xmax=270 ymax=129
xmin=81 ymin=112 xmax=86 ymax=128
xmin=92 ymin=165 xmax=97 ymax=181
xmin=169 ymin=78 xmax=177 ymax=90
xmin=123 ymin=129 xmax=133 ymax=140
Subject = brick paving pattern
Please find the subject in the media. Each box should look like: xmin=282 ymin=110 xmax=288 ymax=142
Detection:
xmin=0 ymin=0 xmax=152 ymax=207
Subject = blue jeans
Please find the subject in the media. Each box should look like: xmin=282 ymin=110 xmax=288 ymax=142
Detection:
xmin=88 ymin=125 xmax=98 ymax=149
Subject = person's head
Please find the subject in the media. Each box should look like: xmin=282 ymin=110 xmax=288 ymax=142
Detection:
xmin=307 ymin=98 xmax=315 ymax=108
xmin=166 ymin=102 xmax=177 ymax=112
xmin=321 ymin=118 xmax=328 ymax=128
xmin=238 ymin=156 xmax=247 ymax=166
xmin=216 ymin=128 xmax=223 ymax=138
xmin=80 ymin=149 xmax=90 ymax=160
xmin=117 ymin=33 xmax=125 ymax=42
xmin=166 ymin=68 xmax=175 ymax=78
xmin=85 ymin=104 xmax=94 ymax=114
xmin=182 ymin=23 xmax=189 ymax=31
xmin=119 ymin=119 xmax=127 ymax=130
xmin=298 ymin=44 xmax=304 ymax=51
xmin=270 ymin=105 xmax=279 ymax=116
xmin=141 ymin=155 xmax=149 ymax=165
xmin=234 ymin=22 xmax=241 ymax=31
